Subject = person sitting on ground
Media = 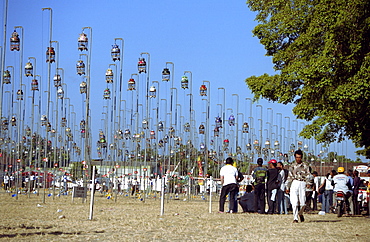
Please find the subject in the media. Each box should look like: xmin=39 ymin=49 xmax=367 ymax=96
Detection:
xmin=239 ymin=185 xmax=255 ymax=213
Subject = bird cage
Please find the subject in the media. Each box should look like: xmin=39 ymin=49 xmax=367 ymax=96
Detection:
xmin=158 ymin=139 xmax=164 ymax=147
xmin=76 ymin=60 xmax=85 ymax=75
xmin=214 ymin=127 xmax=220 ymax=137
xmin=199 ymin=124 xmax=205 ymax=134
xmin=31 ymin=79 xmax=39 ymax=91
xmin=116 ymin=129 xmax=123 ymax=140
xmin=46 ymin=47 xmax=55 ymax=63
xmin=149 ymin=86 xmax=156 ymax=98
xmin=181 ymin=76 xmax=188 ymax=89
xmin=17 ymin=89 xmax=23 ymax=100
xmin=46 ymin=122 xmax=51 ymax=132
xmin=105 ymin=68 xmax=113 ymax=83
xmin=242 ymin=122 xmax=249 ymax=133
xmin=199 ymin=85 xmax=207 ymax=96
xmin=103 ymin=88 xmax=111 ymax=99
xmin=41 ymin=115 xmax=48 ymax=126
xmin=184 ymin=122 xmax=190 ymax=132
xmin=142 ymin=119 xmax=149 ymax=129
xmin=61 ymin=117 xmax=67 ymax=127
xmin=162 ymin=68 xmax=170 ymax=81
xmin=297 ymin=141 xmax=303 ymax=150
xmin=124 ymin=129 xmax=131 ymax=139
xmin=2 ymin=119 xmax=8 ymax=130
xmin=25 ymin=126 xmax=31 ymax=136
xmin=57 ymin=87 xmax=64 ymax=99
xmin=265 ymin=140 xmax=270 ymax=149
xmin=11 ymin=116 xmax=16 ymax=126
xmin=274 ymin=141 xmax=280 ymax=149
xmin=138 ymin=57 xmax=146 ymax=73
xmin=3 ymin=70 xmax=11 ymax=84
xmin=215 ymin=116 xmax=222 ymax=128
xmin=50 ymin=129 xmax=56 ymax=137
xmin=54 ymin=74 xmax=61 ymax=87
xmin=24 ymin=62 xmax=33 ymax=77
xmin=127 ymin=78 xmax=136 ymax=90
xmin=254 ymin=139 xmax=260 ymax=150
xmin=246 ymin=142 xmax=251 ymax=150
xmin=158 ymin=121 xmax=164 ymax=131
xmin=163 ymin=135 xmax=169 ymax=143
xmin=10 ymin=30 xmax=20 ymax=51
xmin=200 ymin=142 xmax=205 ymax=151
xmin=80 ymin=120 xmax=86 ymax=130
xmin=228 ymin=114 xmax=235 ymax=126
xmin=169 ymin=126 xmax=175 ymax=137
xmin=150 ymin=130 xmax=155 ymax=139
xmin=223 ymin=139 xmax=229 ymax=147
xmin=77 ymin=33 xmax=88 ymax=51
xmin=80 ymin=81 xmax=87 ymax=94
xmin=111 ymin=44 xmax=120 ymax=61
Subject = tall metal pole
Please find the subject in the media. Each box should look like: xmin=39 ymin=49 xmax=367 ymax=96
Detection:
xmin=203 ymin=80 xmax=210 ymax=176
xmin=0 ymin=0 xmax=9 ymax=124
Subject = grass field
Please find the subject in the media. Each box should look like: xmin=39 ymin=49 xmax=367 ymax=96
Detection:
xmin=0 ymin=190 xmax=369 ymax=241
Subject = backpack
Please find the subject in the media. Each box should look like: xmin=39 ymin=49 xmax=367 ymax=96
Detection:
xmin=254 ymin=169 xmax=267 ymax=185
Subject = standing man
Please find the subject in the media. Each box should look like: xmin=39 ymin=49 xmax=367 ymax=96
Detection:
xmin=219 ymin=157 xmax=238 ymax=213
xmin=277 ymin=162 xmax=289 ymax=214
xmin=286 ymin=150 xmax=311 ymax=223
xmin=312 ymin=171 xmax=320 ymax=211
xmin=252 ymin=158 xmax=268 ymax=214
xmin=266 ymin=159 xmax=281 ymax=214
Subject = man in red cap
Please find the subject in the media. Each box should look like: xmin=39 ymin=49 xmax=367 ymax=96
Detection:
xmin=266 ymin=159 xmax=281 ymax=214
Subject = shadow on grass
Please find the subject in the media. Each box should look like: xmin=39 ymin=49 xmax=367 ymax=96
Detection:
xmin=308 ymin=220 xmax=342 ymax=223
xmin=0 ymin=230 xmax=104 ymax=238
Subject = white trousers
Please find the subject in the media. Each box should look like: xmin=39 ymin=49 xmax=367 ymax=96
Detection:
xmin=290 ymin=180 xmax=306 ymax=220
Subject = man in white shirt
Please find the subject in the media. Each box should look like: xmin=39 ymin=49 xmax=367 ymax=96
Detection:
xmin=219 ymin=157 xmax=238 ymax=213
xmin=332 ymin=167 xmax=352 ymax=212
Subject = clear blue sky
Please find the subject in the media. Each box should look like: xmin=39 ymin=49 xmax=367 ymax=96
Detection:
xmin=1 ymin=0 xmax=363 ymax=162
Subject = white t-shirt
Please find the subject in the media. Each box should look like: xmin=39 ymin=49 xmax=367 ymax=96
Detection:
xmin=332 ymin=174 xmax=350 ymax=193
xmin=220 ymin=165 xmax=237 ymax=186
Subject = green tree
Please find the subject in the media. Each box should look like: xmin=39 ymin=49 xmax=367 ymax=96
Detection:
xmin=245 ymin=0 xmax=370 ymax=157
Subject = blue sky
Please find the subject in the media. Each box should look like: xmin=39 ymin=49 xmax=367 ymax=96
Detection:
xmin=1 ymin=0 xmax=363 ymax=162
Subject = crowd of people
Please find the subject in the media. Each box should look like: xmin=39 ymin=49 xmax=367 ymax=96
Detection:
xmin=218 ymin=150 xmax=369 ymax=223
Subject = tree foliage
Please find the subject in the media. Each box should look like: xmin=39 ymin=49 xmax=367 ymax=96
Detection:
xmin=245 ymin=0 xmax=370 ymax=158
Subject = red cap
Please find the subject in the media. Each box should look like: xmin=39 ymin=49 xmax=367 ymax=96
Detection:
xmin=268 ymin=159 xmax=277 ymax=164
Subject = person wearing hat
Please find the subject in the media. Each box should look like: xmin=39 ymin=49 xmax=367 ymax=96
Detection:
xmin=332 ymin=167 xmax=352 ymax=214
xmin=252 ymin=158 xmax=268 ymax=214
xmin=286 ymin=150 xmax=311 ymax=223
xmin=266 ymin=159 xmax=281 ymax=214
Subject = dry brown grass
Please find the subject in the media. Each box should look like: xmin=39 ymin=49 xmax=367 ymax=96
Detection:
xmin=0 ymin=191 xmax=369 ymax=242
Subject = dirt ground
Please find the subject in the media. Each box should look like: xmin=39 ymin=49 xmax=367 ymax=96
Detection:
xmin=0 ymin=190 xmax=369 ymax=242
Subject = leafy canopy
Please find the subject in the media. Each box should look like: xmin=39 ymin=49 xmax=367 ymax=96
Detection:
xmin=245 ymin=0 xmax=370 ymax=158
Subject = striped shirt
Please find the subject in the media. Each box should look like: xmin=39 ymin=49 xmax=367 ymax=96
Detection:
xmin=287 ymin=161 xmax=311 ymax=189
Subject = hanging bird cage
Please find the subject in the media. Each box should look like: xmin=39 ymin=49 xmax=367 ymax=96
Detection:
xmin=215 ymin=116 xmax=222 ymax=128
xmin=200 ymin=142 xmax=205 ymax=151
xmin=184 ymin=122 xmax=190 ymax=132
xmin=25 ymin=126 xmax=31 ymax=136
xmin=116 ymin=129 xmax=123 ymax=140
xmin=142 ymin=119 xmax=149 ymax=129
xmin=214 ymin=127 xmax=220 ymax=137
xmin=105 ymin=68 xmax=113 ymax=83
xmin=61 ymin=117 xmax=67 ymax=127
xmin=2 ymin=119 xmax=8 ymax=130
xmin=50 ymin=129 xmax=56 ymax=137
xmin=124 ymin=129 xmax=131 ymax=139
xmin=228 ymin=114 xmax=235 ymax=126
xmin=242 ymin=122 xmax=249 ymax=133
xmin=10 ymin=30 xmax=20 ymax=51
xmin=163 ymin=135 xmax=169 ymax=143
xmin=254 ymin=139 xmax=260 ymax=150
xmin=54 ymin=74 xmax=61 ymax=87
xmin=138 ymin=57 xmax=146 ymax=73
xmin=46 ymin=47 xmax=55 ymax=63
xmin=31 ymin=79 xmax=39 ymax=91
xmin=181 ymin=76 xmax=188 ymax=89
xmin=57 ymin=87 xmax=64 ymax=99
xmin=103 ymin=88 xmax=111 ymax=99
xmin=246 ymin=142 xmax=251 ymax=150
xmin=46 ymin=122 xmax=51 ymax=132
xmin=149 ymin=86 xmax=156 ymax=98
xmin=169 ymin=126 xmax=175 ymax=137
xmin=80 ymin=120 xmax=86 ymax=130
xmin=17 ymin=89 xmax=23 ymax=100
xmin=3 ymin=70 xmax=11 ymax=84
xmin=150 ymin=130 xmax=155 ymax=139
xmin=158 ymin=139 xmax=164 ymax=147
xmin=158 ymin=121 xmax=164 ymax=132
xmin=41 ymin=115 xmax=48 ymax=126
xmin=111 ymin=44 xmax=120 ymax=61
xmin=199 ymin=84 xmax=207 ymax=96
xmin=99 ymin=131 xmax=105 ymax=140
xmin=80 ymin=81 xmax=87 ymax=94
xmin=274 ymin=141 xmax=280 ymax=149
xmin=11 ymin=116 xmax=16 ymax=126
xmin=297 ymin=141 xmax=303 ymax=150
xmin=77 ymin=33 xmax=88 ymax=51
xmin=24 ymin=62 xmax=33 ymax=77
xmin=76 ymin=60 xmax=85 ymax=75
xmin=199 ymin=124 xmax=205 ymax=134
xmin=127 ymin=78 xmax=136 ymax=90
xmin=265 ymin=140 xmax=270 ymax=149
xmin=223 ymin=139 xmax=229 ymax=147
xmin=162 ymin=67 xmax=170 ymax=81
xmin=133 ymin=133 xmax=141 ymax=142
